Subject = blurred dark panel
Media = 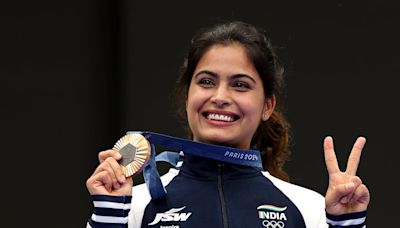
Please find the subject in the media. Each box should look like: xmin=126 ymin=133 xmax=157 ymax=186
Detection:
xmin=1 ymin=0 xmax=121 ymax=226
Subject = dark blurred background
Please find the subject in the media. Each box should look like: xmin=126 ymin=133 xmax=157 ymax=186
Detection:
xmin=1 ymin=0 xmax=398 ymax=227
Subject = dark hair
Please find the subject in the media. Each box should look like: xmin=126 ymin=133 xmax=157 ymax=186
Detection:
xmin=173 ymin=21 xmax=291 ymax=181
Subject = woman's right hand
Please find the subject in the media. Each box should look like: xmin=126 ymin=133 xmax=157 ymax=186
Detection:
xmin=86 ymin=149 xmax=133 ymax=196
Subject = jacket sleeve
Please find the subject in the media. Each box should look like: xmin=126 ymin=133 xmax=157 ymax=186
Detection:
xmin=326 ymin=211 xmax=367 ymax=228
xmin=86 ymin=195 xmax=132 ymax=228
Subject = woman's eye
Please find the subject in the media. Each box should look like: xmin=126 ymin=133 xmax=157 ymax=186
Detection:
xmin=233 ymin=81 xmax=250 ymax=89
xmin=199 ymin=78 xmax=215 ymax=87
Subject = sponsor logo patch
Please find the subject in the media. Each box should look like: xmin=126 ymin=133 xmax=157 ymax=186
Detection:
xmin=148 ymin=206 xmax=192 ymax=226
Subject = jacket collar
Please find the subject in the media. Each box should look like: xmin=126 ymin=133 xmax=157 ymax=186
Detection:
xmin=179 ymin=154 xmax=262 ymax=180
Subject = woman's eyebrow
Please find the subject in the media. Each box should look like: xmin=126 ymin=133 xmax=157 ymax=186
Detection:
xmin=193 ymin=70 xmax=218 ymax=79
xmin=231 ymin=74 xmax=257 ymax=84
xmin=193 ymin=71 xmax=257 ymax=84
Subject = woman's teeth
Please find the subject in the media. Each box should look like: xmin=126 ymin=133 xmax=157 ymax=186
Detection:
xmin=207 ymin=113 xmax=234 ymax=122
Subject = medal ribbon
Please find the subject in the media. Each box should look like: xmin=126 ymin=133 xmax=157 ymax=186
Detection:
xmin=127 ymin=131 xmax=263 ymax=199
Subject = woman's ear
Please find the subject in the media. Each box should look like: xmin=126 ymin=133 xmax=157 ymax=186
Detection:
xmin=262 ymin=95 xmax=276 ymax=121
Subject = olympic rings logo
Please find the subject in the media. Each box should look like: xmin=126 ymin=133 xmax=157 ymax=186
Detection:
xmin=262 ymin=220 xmax=285 ymax=228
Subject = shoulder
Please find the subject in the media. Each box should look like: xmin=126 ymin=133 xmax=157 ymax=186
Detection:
xmin=132 ymin=168 xmax=180 ymax=199
xmin=128 ymin=168 xmax=180 ymax=227
xmin=262 ymin=171 xmax=325 ymax=203
xmin=261 ymin=171 xmax=327 ymax=227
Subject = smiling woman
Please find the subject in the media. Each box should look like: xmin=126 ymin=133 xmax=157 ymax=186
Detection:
xmin=86 ymin=21 xmax=369 ymax=228
xmin=186 ymin=43 xmax=274 ymax=151
xmin=174 ymin=24 xmax=290 ymax=180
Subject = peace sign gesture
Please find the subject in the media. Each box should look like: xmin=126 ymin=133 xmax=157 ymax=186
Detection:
xmin=324 ymin=136 xmax=370 ymax=215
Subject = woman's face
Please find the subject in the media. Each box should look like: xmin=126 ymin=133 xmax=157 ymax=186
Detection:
xmin=186 ymin=43 xmax=275 ymax=149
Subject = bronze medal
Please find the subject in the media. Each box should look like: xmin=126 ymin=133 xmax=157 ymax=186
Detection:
xmin=113 ymin=134 xmax=151 ymax=177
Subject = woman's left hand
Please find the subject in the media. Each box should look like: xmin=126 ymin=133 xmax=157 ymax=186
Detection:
xmin=324 ymin=136 xmax=370 ymax=215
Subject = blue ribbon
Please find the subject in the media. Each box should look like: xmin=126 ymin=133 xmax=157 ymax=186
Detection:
xmin=127 ymin=131 xmax=262 ymax=199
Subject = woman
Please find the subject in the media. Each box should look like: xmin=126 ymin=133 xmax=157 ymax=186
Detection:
xmin=86 ymin=21 xmax=369 ymax=228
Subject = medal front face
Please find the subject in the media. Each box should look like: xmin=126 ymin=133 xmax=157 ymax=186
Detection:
xmin=113 ymin=134 xmax=151 ymax=177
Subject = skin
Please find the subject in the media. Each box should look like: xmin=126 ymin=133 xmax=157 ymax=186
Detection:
xmin=86 ymin=150 xmax=132 ymax=196
xmin=186 ymin=43 xmax=274 ymax=149
xmin=86 ymin=42 xmax=370 ymax=215
xmin=324 ymin=136 xmax=370 ymax=214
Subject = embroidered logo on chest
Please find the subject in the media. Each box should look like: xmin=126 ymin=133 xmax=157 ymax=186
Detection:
xmin=257 ymin=204 xmax=287 ymax=228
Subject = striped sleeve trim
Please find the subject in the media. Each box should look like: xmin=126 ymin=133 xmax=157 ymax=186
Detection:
xmin=88 ymin=219 xmax=127 ymax=228
xmin=93 ymin=201 xmax=131 ymax=210
xmin=91 ymin=214 xmax=128 ymax=223
xmin=87 ymin=195 xmax=132 ymax=227
xmin=326 ymin=211 xmax=367 ymax=227
xmin=91 ymin=195 xmax=132 ymax=203
xmin=94 ymin=207 xmax=130 ymax=217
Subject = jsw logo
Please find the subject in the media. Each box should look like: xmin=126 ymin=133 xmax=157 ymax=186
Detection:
xmin=148 ymin=206 xmax=192 ymax=225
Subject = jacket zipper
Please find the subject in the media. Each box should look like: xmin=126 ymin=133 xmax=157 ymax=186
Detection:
xmin=217 ymin=163 xmax=228 ymax=228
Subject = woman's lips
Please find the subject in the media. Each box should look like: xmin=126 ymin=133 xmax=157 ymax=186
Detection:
xmin=202 ymin=111 xmax=240 ymax=123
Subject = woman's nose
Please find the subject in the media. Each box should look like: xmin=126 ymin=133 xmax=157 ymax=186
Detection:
xmin=210 ymin=86 xmax=232 ymax=107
